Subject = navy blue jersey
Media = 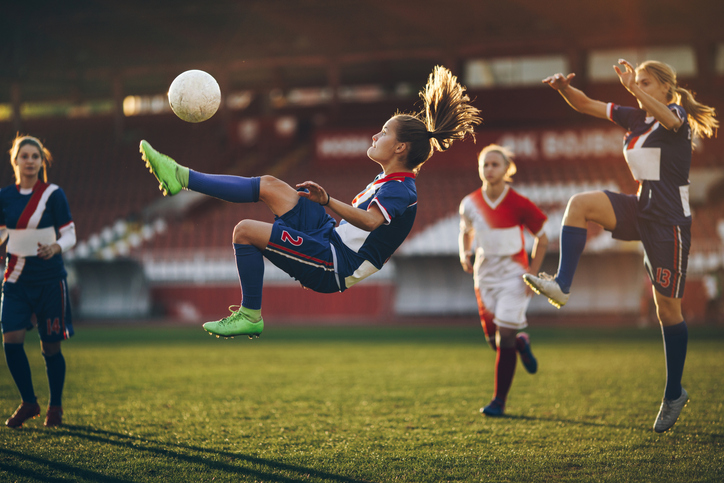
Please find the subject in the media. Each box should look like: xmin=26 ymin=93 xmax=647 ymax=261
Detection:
xmin=331 ymin=172 xmax=417 ymax=289
xmin=0 ymin=182 xmax=73 ymax=284
xmin=607 ymin=102 xmax=692 ymax=225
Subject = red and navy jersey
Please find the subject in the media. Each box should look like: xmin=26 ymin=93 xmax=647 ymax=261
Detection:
xmin=460 ymin=185 xmax=547 ymax=285
xmin=331 ymin=172 xmax=417 ymax=289
xmin=607 ymin=102 xmax=692 ymax=225
xmin=0 ymin=181 xmax=73 ymax=284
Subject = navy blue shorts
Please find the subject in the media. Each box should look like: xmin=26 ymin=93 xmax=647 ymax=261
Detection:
xmin=605 ymin=191 xmax=690 ymax=298
xmin=264 ymin=197 xmax=342 ymax=294
xmin=1 ymin=278 xmax=74 ymax=342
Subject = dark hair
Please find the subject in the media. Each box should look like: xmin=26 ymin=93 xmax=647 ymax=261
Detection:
xmin=393 ymin=66 xmax=482 ymax=173
xmin=9 ymin=134 xmax=53 ymax=183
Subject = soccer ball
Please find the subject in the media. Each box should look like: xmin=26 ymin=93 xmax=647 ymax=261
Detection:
xmin=167 ymin=70 xmax=221 ymax=123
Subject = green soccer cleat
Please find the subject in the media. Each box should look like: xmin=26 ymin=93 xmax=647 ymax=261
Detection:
xmin=203 ymin=306 xmax=264 ymax=339
xmin=139 ymin=140 xmax=185 ymax=196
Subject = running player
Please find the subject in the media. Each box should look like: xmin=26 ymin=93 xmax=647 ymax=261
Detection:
xmin=525 ymin=59 xmax=718 ymax=432
xmin=1 ymin=135 xmax=76 ymax=428
xmin=140 ymin=66 xmax=481 ymax=339
xmin=459 ymin=144 xmax=548 ymax=417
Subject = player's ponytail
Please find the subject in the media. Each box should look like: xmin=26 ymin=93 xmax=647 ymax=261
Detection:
xmin=674 ymin=85 xmax=718 ymax=139
xmin=394 ymin=66 xmax=481 ymax=174
xmin=9 ymin=134 xmax=53 ymax=184
xmin=637 ymin=61 xmax=718 ymax=140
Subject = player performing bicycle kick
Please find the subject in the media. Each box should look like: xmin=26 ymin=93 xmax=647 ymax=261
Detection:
xmin=139 ymin=66 xmax=481 ymax=339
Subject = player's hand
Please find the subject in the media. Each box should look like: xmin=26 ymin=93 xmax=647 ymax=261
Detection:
xmin=296 ymin=181 xmax=329 ymax=205
xmin=37 ymin=242 xmax=60 ymax=260
xmin=542 ymin=73 xmax=575 ymax=90
xmin=460 ymin=251 xmax=474 ymax=273
xmin=614 ymin=59 xmax=636 ymax=92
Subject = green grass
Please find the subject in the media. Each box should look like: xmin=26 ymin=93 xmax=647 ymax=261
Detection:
xmin=1 ymin=324 xmax=722 ymax=482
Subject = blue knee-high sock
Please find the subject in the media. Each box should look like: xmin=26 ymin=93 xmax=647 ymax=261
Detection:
xmin=44 ymin=352 xmax=66 ymax=407
xmin=662 ymin=321 xmax=688 ymax=400
xmin=3 ymin=343 xmax=36 ymax=404
xmin=188 ymin=171 xmax=260 ymax=203
xmin=234 ymin=243 xmax=264 ymax=310
xmin=555 ymin=225 xmax=588 ymax=293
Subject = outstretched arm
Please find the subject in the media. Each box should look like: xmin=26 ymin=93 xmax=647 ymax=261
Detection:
xmin=614 ymin=59 xmax=684 ymax=131
xmin=296 ymin=181 xmax=386 ymax=232
xmin=542 ymin=73 xmax=608 ymax=119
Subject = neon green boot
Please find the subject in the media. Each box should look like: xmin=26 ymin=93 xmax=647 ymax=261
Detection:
xmin=139 ymin=140 xmax=187 ymax=196
xmin=203 ymin=306 xmax=264 ymax=339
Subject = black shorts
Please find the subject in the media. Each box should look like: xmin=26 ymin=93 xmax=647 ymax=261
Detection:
xmin=605 ymin=191 xmax=690 ymax=299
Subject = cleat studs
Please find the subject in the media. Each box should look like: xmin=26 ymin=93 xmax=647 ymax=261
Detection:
xmin=216 ymin=335 xmax=220 ymax=338
xmin=231 ymin=336 xmax=234 ymax=339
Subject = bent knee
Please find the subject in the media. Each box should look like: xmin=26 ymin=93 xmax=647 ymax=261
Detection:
xmin=232 ymin=220 xmax=254 ymax=244
xmin=654 ymin=294 xmax=683 ymax=325
xmin=656 ymin=303 xmax=683 ymax=325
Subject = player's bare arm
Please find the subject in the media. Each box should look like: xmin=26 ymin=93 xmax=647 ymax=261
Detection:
xmin=296 ymin=181 xmax=386 ymax=232
xmin=458 ymin=228 xmax=474 ymax=273
xmin=527 ymin=232 xmax=548 ymax=277
xmin=543 ymin=73 xmax=608 ymax=119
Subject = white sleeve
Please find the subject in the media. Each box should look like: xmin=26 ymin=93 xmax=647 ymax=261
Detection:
xmin=56 ymin=222 xmax=77 ymax=253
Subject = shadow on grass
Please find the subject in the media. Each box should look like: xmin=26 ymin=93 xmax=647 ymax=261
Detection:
xmin=6 ymin=424 xmax=371 ymax=483
xmin=0 ymin=448 xmax=135 ymax=483
xmin=498 ymin=413 xmax=631 ymax=428
xmin=484 ymin=413 xmax=724 ymax=438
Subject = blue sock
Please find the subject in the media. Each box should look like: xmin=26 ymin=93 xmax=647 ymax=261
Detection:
xmin=188 ymin=171 xmax=260 ymax=203
xmin=3 ymin=343 xmax=36 ymax=404
xmin=234 ymin=243 xmax=264 ymax=310
xmin=44 ymin=352 xmax=66 ymax=407
xmin=662 ymin=321 xmax=688 ymax=400
xmin=555 ymin=225 xmax=587 ymax=293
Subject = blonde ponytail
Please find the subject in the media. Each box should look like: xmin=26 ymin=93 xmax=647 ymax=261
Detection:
xmin=674 ymin=86 xmax=718 ymax=139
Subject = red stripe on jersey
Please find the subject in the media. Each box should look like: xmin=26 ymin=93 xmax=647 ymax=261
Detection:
xmin=671 ymin=226 xmax=679 ymax=298
xmin=372 ymin=172 xmax=416 ymax=185
xmin=266 ymin=241 xmax=334 ymax=267
xmin=352 ymin=172 xmax=415 ymax=205
xmin=469 ymin=187 xmax=547 ymax=235
xmin=60 ymin=280 xmax=69 ymax=339
xmin=626 ymin=123 xmax=655 ymax=151
xmin=4 ymin=254 xmax=18 ymax=282
xmin=15 ymin=182 xmax=50 ymax=229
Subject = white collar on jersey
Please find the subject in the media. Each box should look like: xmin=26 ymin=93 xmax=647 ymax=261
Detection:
xmin=482 ymin=184 xmax=510 ymax=210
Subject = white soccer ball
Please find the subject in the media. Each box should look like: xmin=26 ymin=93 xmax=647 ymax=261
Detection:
xmin=167 ymin=70 xmax=221 ymax=123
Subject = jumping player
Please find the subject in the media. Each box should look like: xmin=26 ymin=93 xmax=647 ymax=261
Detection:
xmin=1 ymin=135 xmax=76 ymax=428
xmin=459 ymin=144 xmax=548 ymax=417
xmin=525 ymin=59 xmax=718 ymax=432
xmin=140 ymin=66 xmax=481 ymax=339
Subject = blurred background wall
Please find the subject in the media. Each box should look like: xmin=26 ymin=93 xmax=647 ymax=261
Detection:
xmin=1 ymin=0 xmax=723 ymax=325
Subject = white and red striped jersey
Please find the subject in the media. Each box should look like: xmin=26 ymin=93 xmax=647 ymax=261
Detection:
xmin=460 ymin=185 xmax=547 ymax=287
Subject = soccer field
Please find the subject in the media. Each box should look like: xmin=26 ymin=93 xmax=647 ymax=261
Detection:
xmin=1 ymin=325 xmax=722 ymax=482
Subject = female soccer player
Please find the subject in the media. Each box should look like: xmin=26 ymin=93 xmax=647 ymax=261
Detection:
xmin=1 ymin=135 xmax=76 ymax=428
xmin=140 ymin=66 xmax=481 ymax=339
xmin=459 ymin=144 xmax=548 ymax=417
xmin=525 ymin=59 xmax=718 ymax=432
